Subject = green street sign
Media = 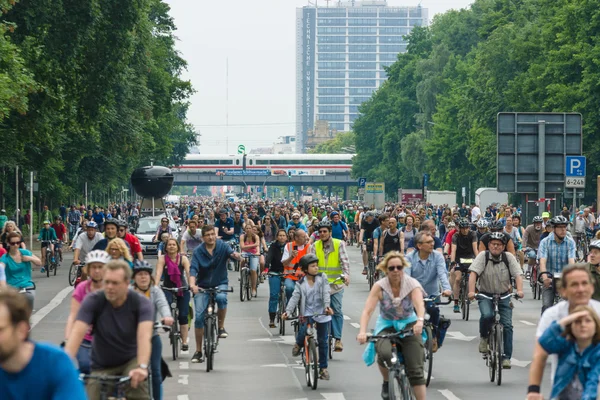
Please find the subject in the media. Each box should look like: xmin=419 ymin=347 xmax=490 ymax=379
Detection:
xmin=237 ymin=145 xmax=246 ymax=154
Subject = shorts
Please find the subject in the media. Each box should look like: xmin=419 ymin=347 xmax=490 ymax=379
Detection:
xmin=243 ymin=254 xmax=259 ymax=272
xmin=193 ymin=284 xmax=228 ymax=329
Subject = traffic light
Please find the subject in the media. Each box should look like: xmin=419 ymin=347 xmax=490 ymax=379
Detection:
xmin=288 ymin=171 xmax=292 ymax=179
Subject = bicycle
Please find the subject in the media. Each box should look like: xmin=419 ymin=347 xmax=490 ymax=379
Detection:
xmin=161 ymin=286 xmax=189 ymax=361
xmin=267 ymin=271 xmax=295 ymax=336
xmin=241 ymin=253 xmax=260 ymax=301
xmin=538 ymin=271 xmax=563 ymax=306
xmin=42 ymin=240 xmax=59 ymax=278
xmin=286 ymin=314 xmax=329 ymax=390
xmin=457 ymin=258 xmax=473 ymax=321
xmin=79 ymin=374 xmax=133 ymax=400
xmin=226 ymin=239 xmax=241 ymax=271
xmin=364 ymin=239 xmax=376 ymax=289
xmin=366 ymin=327 xmax=417 ymax=399
xmin=423 ymin=295 xmax=453 ymax=387
xmin=575 ymin=230 xmax=591 ymax=262
xmin=69 ymin=262 xmax=84 ymax=286
xmin=197 ymin=286 xmax=234 ymax=372
xmin=525 ymin=249 xmax=541 ymax=300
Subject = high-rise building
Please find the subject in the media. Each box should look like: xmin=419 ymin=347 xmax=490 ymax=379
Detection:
xmin=295 ymin=0 xmax=428 ymax=153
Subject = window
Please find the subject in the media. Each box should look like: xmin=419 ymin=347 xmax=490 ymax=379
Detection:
xmin=318 ymin=113 xmax=345 ymax=122
xmin=318 ymin=105 xmax=345 ymax=113
xmin=318 ymin=27 xmax=346 ymax=35
xmin=348 ymin=44 xmax=376 ymax=53
xmin=380 ymin=45 xmax=404 ymax=53
xmin=380 ymin=19 xmax=406 ymax=26
xmin=319 ymin=53 xmax=346 ymax=61
xmin=318 ymin=18 xmax=346 ymax=26
xmin=318 ymin=8 xmax=346 ymax=17
xmin=318 ymin=70 xmax=345 ymax=79
xmin=380 ymin=62 xmax=394 ymax=68
xmin=379 ymin=27 xmax=408 ymax=35
xmin=409 ymin=19 xmax=423 ymax=27
xmin=318 ymin=36 xmax=345 ymax=44
xmin=349 ymin=53 xmax=376 ymax=61
xmin=318 ymin=79 xmax=345 ymax=88
xmin=379 ymin=35 xmax=406 ymax=43
xmin=349 ymin=96 xmax=371 ymax=104
xmin=349 ymin=79 xmax=376 ymax=87
xmin=379 ymin=71 xmax=388 ymax=79
xmin=348 ymin=27 xmax=377 ymax=35
xmin=349 ymin=36 xmax=376 ymax=43
xmin=330 ymin=123 xmax=346 ymax=131
xmin=349 ymin=62 xmax=376 ymax=70
xmin=318 ymin=88 xmax=344 ymax=96
xmin=318 ymin=44 xmax=346 ymax=53
xmin=349 ymin=71 xmax=375 ymax=79
xmin=318 ymin=96 xmax=345 ymax=104
xmin=349 ymin=105 xmax=361 ymax=113
xmin=379 ymin=53 xmax=399 ymax=61
xmin=186 ymin=159 xmax=234 ymax=165
xmin=350 ymin=87 xmax=375 ymax=95
xmin=350 ymin=113 xmax=360 ymax=122
xmin=409 ymin=8 xmax=422 ymax=18
xmin=318 ymin=62 xmax=345 ymax=70
xmin=380 ymin=8 xmax=408 ymax=16
xmin=348 ymin=9 xmax=377 ymax=17
xmin=348 ymin=18 xmax=377 ymax=26
xmin=256 ymin=158 xmax=353 ymax=165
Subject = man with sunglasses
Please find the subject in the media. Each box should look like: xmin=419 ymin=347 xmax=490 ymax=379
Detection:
xmin=287 ymin=212 xmax=307 ymax=233
xmin=116 ymin=220 xmax=143 ymax=261
xmin=309 ymin=221 xmax=350 ymax=352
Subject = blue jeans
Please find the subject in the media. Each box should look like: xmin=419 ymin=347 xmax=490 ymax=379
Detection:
xmin=296 ymin=317 xmax=330 ymax=369
xmin=163 ymin=290 xmax=190 ymax=326
xmin=151 ymin=335 xmax=162 ymax=400
xmin=330 ymin=289 xmax=344 ymax=340
xmin=268 ymin=276 xmax=296 ymax=313
xmin=478 ymin=295 xmax=513 ymax=359
xmin=193 ymin=284 xmax=228 ymax=329
xmin=76 ymin=339 xmax=92 ymax=374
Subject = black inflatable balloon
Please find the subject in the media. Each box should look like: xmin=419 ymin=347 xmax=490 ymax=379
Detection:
xmin=130 ymin=166 xmax=174 ymax=198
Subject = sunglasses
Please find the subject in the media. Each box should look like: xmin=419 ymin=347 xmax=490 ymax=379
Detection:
xmin=9 ymin=241 xmax=21 ymax=246
xmin=387 ymin=265 xmax=403 ymax=272
xmin=118 ymin=228 xmax=126 ymax=232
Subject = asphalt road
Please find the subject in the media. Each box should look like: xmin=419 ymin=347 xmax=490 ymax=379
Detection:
xmin=28 ymin=245 xmax=553 ymax=400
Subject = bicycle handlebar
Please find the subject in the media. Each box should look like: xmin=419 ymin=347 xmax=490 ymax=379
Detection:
xmin=160 ymin=286 xmax=190 ymax=292
xmin=198 ymin=286 xmax=234 ymax=294
xmin=79 ymin=374 xmax=132 ymax=384
xmin=475 ymin=293 xmax=516 ymax=301
xmin=424 ymin=294 xmax=453 ymax=305
xmin=366 ymin=327 xmax=414 ymax=341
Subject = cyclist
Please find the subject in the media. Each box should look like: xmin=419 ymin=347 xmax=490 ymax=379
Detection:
xmin=155 ymin=238 xmax=191 ymax=351
xmin=240 ymin=222 xmax=260 ymax=297
xmin=372 ymin=213 xmax=389 ymax=260
xmin=265 ymin=229 xmax=289 ymax=328
xmin=287 ymin=212 xmax=308 ymax=233
xmin=359 ymin=212 xmax=379 ymax=275
xmin=542 ymin=211 xmax=551 ymax=227
xmin=37 ymin=220 xmax=57 ymax=271
xmin=281 ymin=229 xmax=309 ymax=297
xmin=522 ymin=216 xmax=543 ymax=277
xmin=181 ymin=219 xmax=203 ymax=255
xmin=467 ymin=232 xmax=524 ymax=369
xmin=503 ymin=215 xmax=522 ymax=259
xmin=131 ymin=260 xmax=174 ymax=400
xmin=309 ymin=221 xmax=350 ymax=352
xmin=116 ymin=220 xmax=143 ymax=261
xmin=214 ymin=208 xmax=234 ymax=240
xmin=401 ymin=215 xmax=418 ymax=252
xmin=478 ymin=220 xmax=516 ymax=255
xmin=0 ymin=232 xmax=41 ymax=308
xmin=450 ymin=218 xmax=478 ymax=313
xmin=283 ymin=254 xmax=334 ymax=380
xmin=189 ymin=225 xmax=242 ymax=363
xmin=539 ymin=216 xmax=576 ymax=312
xmin=67 ymin=204 xmax=82 ymax=243
xmin=379 ymin=216 xmax=404 ymax=256
xmin=0 ymin=289 xmax=87 ymax=400
xmin=343 ymin=206 xmax=356 ymax=242
xmin=588 ymin=240 xmax=600 ymax=301
xmin=73 ymin=221 xmax=103 ymax=266
xmin=356 ymin=252 xmax=426 ymax=400
xmin=406 ymin=220 xmax=443 ymax=254
xmin=64 ymin=250 xmax=110 ymax=373
xmin=51 ymin=216 xmax=67 ymax=262
xmin=65 ymin=260 xmax=154 ymax=399
xmin=92 ymin=219 xmax=120 ymax=251
xmin=475 ymin=219 xmax=489 ymax=246
xmin=406 ymin=232 xmax=452 ymax=352
xmin=153 ymin=216 xmax=172 ymax=243
xmin=330 ymin=212 xmax=348 ymax=241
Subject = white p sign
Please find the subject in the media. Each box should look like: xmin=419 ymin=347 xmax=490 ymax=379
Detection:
xmin=566 ymin=156 xmax=586 ymax=177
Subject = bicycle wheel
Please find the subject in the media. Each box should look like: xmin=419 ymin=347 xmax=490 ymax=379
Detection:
xmin=68 ymin=263 xmax=78 ymax=286
xmin=387 ymin=369 xmax=401 ymax=400
xmin=461 ymin=281 xmax=468 ymax=321
xmin=209 ymin=318 xmax=218 ymax=371
xmin=488 ymin=330 xmax=495 ymax=383
xmin=495 ymin=325 xmax=504 ymax=386
xmin=239 ymin=270 xmax=246 ymax=302
xmin=308 ymin=338 xmax=319 ymax=390
xmin=205 ymin=317 xmax=214 ymax=372
xmin=278 ymin=292 xmax=286 ymax=336
xmin=328 ymin=330 xmax=334 ymax=360
xmin=46 ymin=255 xmax=50 ymax=278
xmin=424 ymin=325 xmax=434 ymax=387
xmin=401 ymin=368 xmax=415 ymax=399
xmin=245 ymin=270 xmax=252 ymax=301
xmin=171 ymin=319 xmax=180 ymax=361
xmin=53 ymin=257 xmax=58 ymax=276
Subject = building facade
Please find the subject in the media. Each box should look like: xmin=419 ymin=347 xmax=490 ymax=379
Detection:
xmin=295 ymin=0 xmax=428 ymax=153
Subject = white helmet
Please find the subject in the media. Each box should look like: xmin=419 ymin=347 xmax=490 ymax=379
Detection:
xmin=85 ymin=250 xmax=111 ymax=265
xmin=477 ymin=219 xmax=489 ymax=228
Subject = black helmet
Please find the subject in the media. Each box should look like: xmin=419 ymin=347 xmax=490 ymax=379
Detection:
xmin=489 ymin=221 xmax=503 ymax=231
xmin=550 ymin=216 xmax=569 ymax=226
xmin=132 ymin=260 xmax=153 ymax=277
xmin=458 ymin=218 xmax=470 ymax=228
xmin=318 ymin=221 xmax=332 ymax=231
xmin=299 ymin=254 xmax=319 ymax=271
xmin=488 ymin=232 xmax=507 ymax=245
xmin=532 ymin=216 xmax=543 ymax=223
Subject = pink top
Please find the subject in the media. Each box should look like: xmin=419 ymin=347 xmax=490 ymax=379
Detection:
xmin=72 ymin=280 xmax=95 ymax=341
xmin=243 ymin=236 xmax=259 ymax=255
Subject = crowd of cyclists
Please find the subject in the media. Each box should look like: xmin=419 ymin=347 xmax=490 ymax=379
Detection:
xmin=1 ymin=197 xmax=600 ymax=399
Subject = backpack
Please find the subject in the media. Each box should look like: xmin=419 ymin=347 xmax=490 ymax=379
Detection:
xmin=484 ymin=250 xmax=513 ymax=280
xmin=401 ymin=226 xmax=417 ymax=236
xmin=91 ymin=289 xmax=141 ymax=334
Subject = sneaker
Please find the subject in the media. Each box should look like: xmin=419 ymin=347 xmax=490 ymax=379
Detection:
xmin=40 ymin=267 xmax=46 ymax=274
xmin=479 ymin=337 xmax=488 ymax=353
xmin=218 ymin=328 xmax=228 ymax=338
xmin=502 ymin=359 xmax=511 ymax=369
xmin=191 ymin=351 xmax=203 ymax=363
xmin=362 ymin=267 xmax=367 ymax=275
xmin=269 ymin=321 xmax=276 ymax=328
xmin=334 ymin=339 xmax=343 ymax=352
xmin=381 ymin=382 xmax=390 ymax=400
xmin=453 ymin=304 xmax=460 ymax=313
xmin=319 ymin=368 xmax=330 ymax=380
xmin=292 ymin=344 xmax=301 ymax=357
xmin=181 ymin=343 xmax=189 ymax=352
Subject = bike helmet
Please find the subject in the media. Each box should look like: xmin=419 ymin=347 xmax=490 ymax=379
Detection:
xmin=116 ymin=219 xmax=128 ymax=228
xmin=132 ymin=259 xmax=154 ymax=277
xmin=590 ymin=240 xmax=600 ymax=251
xmin=299 ymin=254 xmax=319 ymax=271
xmin=104 ymin=218 xmax=119 ymax=228
xmin=84 ymin=250 xmax=111 ymax=265
xmin=86 ymin=221 xmax=98 ymax=229
xmin=477 ymin=219 xmax=489 ymax=228
xmin=489 ymin=221 xmax=504 ymax=231
xmin=219 ymin=208 xmax=228 ymax=215
xmin=488 ymin=232 xmax=507 ymax=245
xmin=398 ymin=212 xmax=407 ymax=218
xmin=458 ymin=218 xmax=470 ymax=228
xmin=318 ymin=221 xmax=332 ymax=231
xmin=43 ymin=220 xmax=51 ymax=225
xmin=365 ymin=211 xmax=375 ymax=218
xmin=532 ymin=216 xmax=543 ymax=223
xmin=550 ymin=216 xmax=569 ymax=226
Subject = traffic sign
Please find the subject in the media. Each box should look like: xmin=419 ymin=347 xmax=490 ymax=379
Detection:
xmin=423 ymin=174 xmax=430 ymax=187
xmin=358 ymin=177 xmax=366 ymax=187
xmin=289 ymin=186 xmax=295 ymax=193
xmin=256 ymin=187 xmax=262 ymax=193
xmin=566 ymin=156 xmax=586 ymax=177
xmin=237 ymin=145 xmax=246 ymax=154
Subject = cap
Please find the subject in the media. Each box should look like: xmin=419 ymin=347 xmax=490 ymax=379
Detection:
xmin=542 ymin=212 xmax=550 ymax=218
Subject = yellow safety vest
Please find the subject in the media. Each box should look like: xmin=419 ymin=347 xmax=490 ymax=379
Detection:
xmin=314 ymin=239 xmax=342 ymax=284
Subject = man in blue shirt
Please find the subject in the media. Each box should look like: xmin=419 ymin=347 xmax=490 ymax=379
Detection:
xmin=0 ymin=289 xmax=86 ymax=399
xmin=189 ymin=225 xmax=241 ymax=364
xmin=214 ymin=209 xmax=235 ymax=241
xmin=330 ymin=212 xmax=347 ymax=241
xmin=287 ymin=212 xmax=308 ymax=233
xmin=406 ymin=231 xmax=452 ymax=351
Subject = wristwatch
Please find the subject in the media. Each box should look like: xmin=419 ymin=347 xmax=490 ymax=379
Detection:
xmin=138 ymin=363 xmax=149 ymax=370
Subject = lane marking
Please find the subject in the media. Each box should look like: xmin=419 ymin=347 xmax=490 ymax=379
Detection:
xmin=343 ymin=315 xmax=351 ymax=320
xmin=445 ymin=331 xmax=476 ymax=342
xmin=179 ymin=362 xmax=189 ymax=370
xmin=511 ymin=358 xmax=532 ymax=368
xmin=438 ymin=389 xmax=462 ymax=400
xmin=350 ymin=322 xmax=360 ymax=329
xmin=321 ymin=394 xmax=347 ymax=400
xmin=178 ymin=375 xmax=189 ymax=385
xmin=30 ymin=286 xmax=74 ymax=329
xmin=177 ymin=396 xmax=189 ymax=400
xmin=520 ymin=320 xmax=536 ymax=326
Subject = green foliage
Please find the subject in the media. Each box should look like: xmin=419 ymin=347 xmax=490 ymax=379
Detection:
xmin=0 ymin=0 xmax=196 ymax=205
xmin=309 ymin=131 xmax=356 ymax=154
xmin=352 ymin=0 xmax=600 ymax=201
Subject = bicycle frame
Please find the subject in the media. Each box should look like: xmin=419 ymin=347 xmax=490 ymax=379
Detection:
xmin=198 ymin=286 xmax=234 ymax=372
xmin=161 ymin=286 xmax=189 ymax=360
xmin=80 ymin=374 xmax=132 ymax=400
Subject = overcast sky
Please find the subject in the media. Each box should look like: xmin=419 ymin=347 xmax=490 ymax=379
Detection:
xmin=164 ymin=0 xmax=474 ymax=154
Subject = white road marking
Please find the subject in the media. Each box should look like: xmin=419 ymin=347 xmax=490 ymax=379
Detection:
xmin=178 ymin=375 xmax=189 ymax=385
xmin=30 ymin=286 xmax=74 ymax=329
xmin=179 ymin=362 xmax=189 ymax=370
xmin=261 ymin=363 xmax=288 ymax=368
xmin=343 ymin=315 xmax=351 ymax=320
xmin=350 ymin=322 xmax=360 ymax=329
xmin=445 ymin=331 xmax=476 ymax=342
xmin=520 ymin=320 xmax=536 ymax=326
xmin=321 ymin=393 xmax=347 ymax=400
xmin=249 ymin=338 xmax=273 ymax=342
xmin=511 ymin=358 xmax=532 ymax=368
xmin=177 ymin=396 xmax=189 ymax=400
xmin=438 ymin=389 xmax=462 ymax=400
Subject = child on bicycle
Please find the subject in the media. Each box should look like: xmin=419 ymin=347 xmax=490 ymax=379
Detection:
xmin=283 ymin=254 xmax=333 ymax=380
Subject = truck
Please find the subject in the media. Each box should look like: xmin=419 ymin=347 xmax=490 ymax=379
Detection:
xmin=475 ymin=188 xmax=508 ymax=210
xmin=426 ymin=190 xmax=457 ymax=207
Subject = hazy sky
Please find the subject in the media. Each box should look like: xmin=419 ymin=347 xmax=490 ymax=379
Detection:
xmin=164 ymin=0 xmax=474 ymax=154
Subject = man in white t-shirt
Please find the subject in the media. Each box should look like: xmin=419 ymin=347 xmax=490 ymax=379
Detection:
xmin=470 ymin=203 xmax=481 ymax=223
xmin=527 ymin=263 xmax=600 ymax=400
